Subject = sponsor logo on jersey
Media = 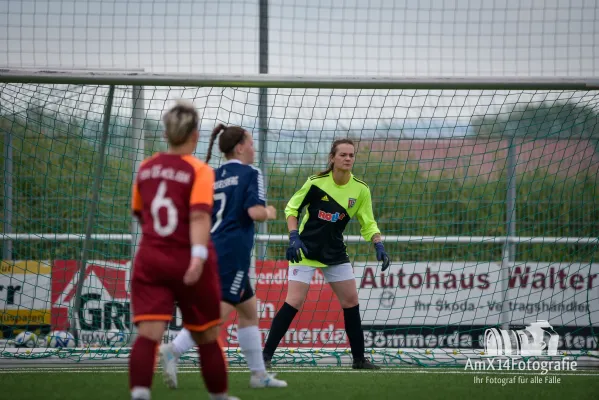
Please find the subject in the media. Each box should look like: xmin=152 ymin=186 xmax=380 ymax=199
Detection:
xmin=321 ymin=195 xmax=329 ymax=201
xmin=318 ymin=210 xmax=346 ymax=222
xmin=213 ymin=176 xmax=239 ymax=190
xmin=139 ymin=164 xmax=191 ymax=184
xmin=348 ymin=198 xmax=357 ymax=208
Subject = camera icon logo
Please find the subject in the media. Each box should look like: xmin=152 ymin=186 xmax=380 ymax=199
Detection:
xmin=484 ymin=320 xmax=559 ymax=356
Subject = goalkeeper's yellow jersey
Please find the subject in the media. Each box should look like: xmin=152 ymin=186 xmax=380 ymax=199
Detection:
xmin=284 ymin=172 xmax=380 ymax=268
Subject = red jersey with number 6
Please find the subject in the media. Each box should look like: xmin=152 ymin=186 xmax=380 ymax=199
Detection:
xmin=130 ymin=153 xmax=220 ymax=330
xmin=132 ymin=153 xmax=215 ymax=249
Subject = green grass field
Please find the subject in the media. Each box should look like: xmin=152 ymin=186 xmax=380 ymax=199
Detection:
xmin=1 ymin=366 xmax=598 ymax=400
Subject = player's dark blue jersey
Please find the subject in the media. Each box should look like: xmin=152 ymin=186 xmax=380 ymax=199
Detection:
xmin=211 ymin=159 xmax=265 ymax=271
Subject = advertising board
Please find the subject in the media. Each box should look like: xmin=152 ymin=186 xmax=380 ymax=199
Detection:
xmin=2 ymin=259 xmax=594 ymax=350
xmin=356 ymin=262 xmax=599 ymax=350
xmin=0 ymin=261 xmax=52 ymax=338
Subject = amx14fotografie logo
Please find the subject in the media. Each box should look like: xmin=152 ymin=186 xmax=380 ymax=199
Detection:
xmin=465 ymin=320 xmax=577 ymax=379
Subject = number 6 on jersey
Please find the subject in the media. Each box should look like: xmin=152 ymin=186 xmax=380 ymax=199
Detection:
xmin=151 ymin=181 xmax=179 ymax=237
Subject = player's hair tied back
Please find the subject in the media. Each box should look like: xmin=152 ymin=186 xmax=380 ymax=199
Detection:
xmin=206 ymin=124 xmax=247 ymax=163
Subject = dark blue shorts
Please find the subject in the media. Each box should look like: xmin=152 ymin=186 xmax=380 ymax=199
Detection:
xmin=219 ymin=265 xmax=254 ymax=305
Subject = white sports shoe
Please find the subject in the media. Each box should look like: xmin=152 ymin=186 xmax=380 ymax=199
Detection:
xmin=249 ymin=372 xmax=288 ymax=388
xmin=159 ymin=343 xmax=179 ymax=389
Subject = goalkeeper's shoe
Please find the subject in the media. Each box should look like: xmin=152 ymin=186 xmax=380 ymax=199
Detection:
xmin=352 ymin=358 xmax=381 ymax=370
xmin=250 ymin=372 xmax=288 ymax=388
xmin=159 ymin=343 xmax=180 ymax=389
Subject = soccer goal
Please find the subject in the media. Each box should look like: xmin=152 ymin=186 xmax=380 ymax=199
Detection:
xmin=1 ymin=69 xmax=598 ymax=368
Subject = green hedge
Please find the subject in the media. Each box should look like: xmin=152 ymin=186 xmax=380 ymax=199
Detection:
xmin=1 ymin=115 xmax=597 ymax=262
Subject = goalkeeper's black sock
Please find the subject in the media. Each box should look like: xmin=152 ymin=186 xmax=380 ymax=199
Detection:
xmin=343 ymin=304 xmax=365 ymax=362
xmin=263 ymin=302 xmax=298 ymax=360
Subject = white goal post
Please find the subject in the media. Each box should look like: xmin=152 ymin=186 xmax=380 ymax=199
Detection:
xmin=1 ymin=69 xmax=599 ymax=89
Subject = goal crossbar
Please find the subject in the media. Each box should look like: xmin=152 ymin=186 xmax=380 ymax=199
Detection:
xmin=1 ymin=68 xmax=598 ymax=89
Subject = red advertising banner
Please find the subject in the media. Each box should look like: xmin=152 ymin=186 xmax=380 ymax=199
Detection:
xmin=48 ymin=259 xmax=346 ymax=347
xmin=51 ymin=260 xmax=130 ymax=337
xmin=36 ymin=259 xmax=599 ymax=350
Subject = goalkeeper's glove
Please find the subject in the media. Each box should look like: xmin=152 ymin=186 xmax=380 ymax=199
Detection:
xmin=286 ymin=230 xmax=308 ymax=263
xmin=375 ymin=242 xmax=390 ymax=271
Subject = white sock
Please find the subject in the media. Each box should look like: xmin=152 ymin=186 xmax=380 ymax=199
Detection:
xmin=172 ymin=328 xmax=196 ymax=356
xmin=238 ymin=325 xmax=266 ymax=374
xmin=131 ymin=387 xmax=150 ymax=400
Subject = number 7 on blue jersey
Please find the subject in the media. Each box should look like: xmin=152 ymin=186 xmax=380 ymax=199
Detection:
xmin=211 ymin=192 xmax=227 ymax=233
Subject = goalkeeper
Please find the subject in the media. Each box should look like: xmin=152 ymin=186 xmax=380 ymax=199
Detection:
xmin=262 ymin=138 xmax=390 ymax=369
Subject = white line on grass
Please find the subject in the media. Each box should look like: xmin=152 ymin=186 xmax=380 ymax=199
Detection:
xmin=0 ymin=367 xmax=598 ymax=377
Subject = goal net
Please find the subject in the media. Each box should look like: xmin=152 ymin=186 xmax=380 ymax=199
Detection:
xmin=1 ymin=80 xmax=598 ymax=367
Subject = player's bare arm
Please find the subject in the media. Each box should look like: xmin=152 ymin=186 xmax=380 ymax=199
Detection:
xmin=183 ymin=209 xmax=212 ymax=285
xmin=286 ymin=215 xmax=299 ymax=231
xmin=248 ymin=205 xmax=277 ymax=221
xmin=183 ymin=156 xmax=215 ymax=286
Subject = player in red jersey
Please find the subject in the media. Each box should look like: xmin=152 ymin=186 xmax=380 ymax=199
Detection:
xmin=128 ymin=101 xmax=239 ymax=400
